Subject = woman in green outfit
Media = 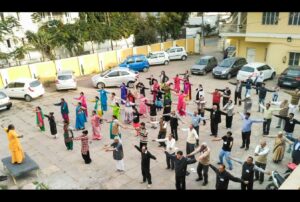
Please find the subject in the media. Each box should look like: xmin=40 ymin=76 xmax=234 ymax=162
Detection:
xmin=110 ymin=102 xmax=121 ymax=120
xmin=89 ymin=96 xmax=102 ymax=117
xmin=63 ymin=120 xmax=74 ymax=150
xmin=35 ymin=106 xmax=45 ymax=132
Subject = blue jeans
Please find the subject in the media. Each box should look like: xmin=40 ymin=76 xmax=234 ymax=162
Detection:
xmin=219 ymin=149 xmax=233 ymax=169
xmin=258 ymin=98 xmax=265 ymax=112
xmin=245 ymin=88 xmax=251 ymax=97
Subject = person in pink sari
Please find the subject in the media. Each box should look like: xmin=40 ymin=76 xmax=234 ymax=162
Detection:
xmin=173 ymin=74 xmax=182 ymax=93
xmin=91 ymin=110 xmax=102 ymax=140
xmin=173 ymin=90 xmax=187 ymax=116
xmin=75 ymin=92 xmax=88 ymax=116
xmin=139 ymin=95 xmax=148 ymax=117
xmin=183 ymin=77 xmax=192 ymax=101
xmin=152 ymin=79 xmax=160 ymax=102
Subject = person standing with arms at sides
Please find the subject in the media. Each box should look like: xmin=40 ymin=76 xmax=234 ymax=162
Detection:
xmin=222 ymin=100 xmax=235 ymax=130
xmin=106 ymin=115 xmax=127 ymax=141
xmin=104 ymin=137 xmax=125 ymax=172
xmin=217 ymin=87 xmax=231 ymax=107
xmin=208 ymin=89 xmax=222 ymax=109
xmin=74 ymin=102 xmax=86 ymax=130
xmin=74 ymin=92 xmax=88 ymax=117
xmin=254 ymin=139 xmax=269 ymax=184
xmin=173 ymin=74 xmax=182 ymax=93
xmin=133 ymin=145 xmax=156 ymax=188
xmin=89 ymin=96 xmax=102 ymax=117
xmin=186 ymin=110 xmax=207 ymax=144
xmin=44 ymin=112 xmax=58 ymax=139
xmin=271 ymin=99 xmax=290 ymax=128
xmin=35 ymin=106 xmax=45 ymax=132
xmin=239 ymin=112 xmax=265 ymax=150
xmin=264 ymin=132 xmax=293 ymax=163
xmin=195 ymin=94 xmax=207 ymax=125
xmin=283 ymin=88 xmax=300 ymax=114
xmin=165 ymin=150 xmax=195 ymax=190
xmin=54 ymin=98 xmax=69 ymax=123
xmin=285 ymin=135 xmax=300 ymax=165
xmin=212 ymin=131 xmax=234 ymax=170
xmin=187 ymin=143 xmax=210 ymax=186
xmin=229 ymin=156 xmax=270 ymax=190
xmin=181 ymin=125 xmax=199 ymax=159
xmin=97 ymin=87 xmax=110 ymax=114
xmin=145 ymin=100 xmax=158 ymax=129
xmin=273 ymin=113 xmax=300 ymax=153
xmin=229 ymin=80 xmax=243 ymax=106
xmin=172 ymin=90 xmax=187 ymax=116
xmin=253 ymin=71 xmax=264 ymax=95
xmin=132 ymin=106 xmax=143 ymax=136
xmin=120 ymin=82 xmax=127 ymax=105
xmin=153 ymin=134 xmax=176 ymax=170
xmin=272 ymin=85 xmax=280 ymax=102
xmin=73 ymin=130 xmax=92 ymax=164
xmin=209 ymin=163 xmax=247 ymax=190
xmin=253 ymin=83 xmax=275 ymax=113
xmin=204 ymin=105 xmax=222 ymax=137
xmin=165 ymin=110 xmax=183 ymax=141
xmin=109 ymin=102 xmax=121 ymax=120
xmin=157 ymin=117 xmax=167 ymax=147
xmin=241 ymin=94 xmax=252 ymax=113
xmin=136 ymin=82 xmax=149 ymax=97
xmin=260 ymin=102 xmax=281 ymax=135
xmin=162 ymin=95 xmax=172 ymax=122
xmin=244 ymin=76 xmax=253 ymax=97
xmin=139 ymin=95 xmax=149 ymax=118
xmin=4 ymin=124 xmax=24 ymax=164
xmin=59 ymin=120 xmax=74 ymax=150
xmin=91 ymin=110 xmax=102 ymax=140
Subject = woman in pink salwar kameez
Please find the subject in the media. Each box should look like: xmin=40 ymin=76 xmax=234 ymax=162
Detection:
xmin=75 ymin=92 xmax=88 ymax=117
xmin=91 ymin=110 xmax=102 ymax=140
xmin=139 ymin=95 xmax=148 ymax=117
xmin=152 ymin=79 xmax=160 ymax=102
xmin=183 ymin=78 xmax=192 ymax=101
xmin=174 ymin=90 xmax=187 ymax=116
xmin=173 ymin=74 xmax=182 ymax=93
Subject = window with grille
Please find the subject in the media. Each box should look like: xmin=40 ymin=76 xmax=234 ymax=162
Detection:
xmin=289 ymin=52 xmax=300 ymax=66
xmin=289 ymin=12 xmax=300 ymax=25
xmin=262 ymin=12 xmax=279 ymax=25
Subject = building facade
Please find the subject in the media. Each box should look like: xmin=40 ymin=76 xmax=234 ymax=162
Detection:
xmin=220 ymin=12 xmax=300 ymax=73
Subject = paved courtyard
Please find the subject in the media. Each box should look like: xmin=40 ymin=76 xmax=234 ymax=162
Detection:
xmin=0 ymin=42 xmax=298 ymax=189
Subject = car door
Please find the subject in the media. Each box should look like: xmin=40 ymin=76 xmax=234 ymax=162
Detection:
xmin=168 ymin=48 xmax=176 ymax=59
xmin=126 ymin=57 xmax=135 ymax=69
xmin=105 ymin=71 xmax=120 ymax=86
xmin=3 ymin=82 xmax=15 ymax=97
xmin=149 ymin=54 xmax=158 ymax=65
xmin=210 ymin=58 xmax=217 ymax=71
xmin=14 ymin=82 xmax=26 ymax=98
xmin=175 ymin=48 xmax=183 ymax=59
xmin=231 ymin=59 xmax=239 ymax=75
xmin=158 ymin=53 xmax=165 ymax=64
xmin=256 ymin=66 xmax=265 ymax=79
xmin=119 ymin=70 xmax=131 ymax=84
xmin=263 ymin=65 xmax=273 ymax=79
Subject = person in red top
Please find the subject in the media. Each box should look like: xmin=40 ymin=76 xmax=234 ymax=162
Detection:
xmin=127 ymin=90 xmax=136 ymax=104
xmin=209 ymin=89 xmax=222 ymax=109
xmin=73 ymin=130 xmax=92 ymax=164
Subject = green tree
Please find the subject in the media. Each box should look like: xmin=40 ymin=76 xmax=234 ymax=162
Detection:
xmin=0 ymin=16 xmax=20 ymax=42
xmin=203 ymin=24 xmax=216 ymax=36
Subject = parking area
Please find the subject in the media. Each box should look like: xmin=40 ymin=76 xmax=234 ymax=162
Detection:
xmin=0 ymin=45 xmax=297 ymax=190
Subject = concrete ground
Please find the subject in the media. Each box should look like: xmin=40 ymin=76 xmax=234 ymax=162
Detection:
xmin=0 ymin=39 xmax=298 ymax=190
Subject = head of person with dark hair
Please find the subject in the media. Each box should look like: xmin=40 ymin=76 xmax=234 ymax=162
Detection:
xmin=140 ymin=122 xmax=145 ymax=129
xmin=266 ymin=103 xmax=271 ymax=109
xmin=95 ymin=96 xmax=99 ymax=100
xmin=36 ymin=106 xmax=41 ymax=111
xmin=215 ymin=89 xmax=219 ymax=93
xmin=82 ymin=130 xmax=88 ymax=135
xmin=61 ymin=98 xmax=65 ymax=102
xmin=115 ymin=102 xmax=120 ymax=107
xmin=50 ymin=112 xmax=54 ymax=116
xmin=167 ymin=133 xmax=173 ymax=140
xmin=228 ymin=99 xmax=233 ymax=105
xmin=246 ymin=156 xmax=254 ymax=165
xmin=289 ymin=113 xmax=295 ymax=119
xmin=92 ymin=110 xmax=96 ymax=115
xmin=180 ymin=90 xmax=184 ymax=94
xmin=7 ymin=124 xmax=15 ymax=132
xmin=161 ymin=70 xmax=165 ymax=76
xmin=111 ymin=92 xmax=116 ymax=96
xmin=176 ymin=150 xmax=183 ymax=160
xmin=141 ymin=145 xmax=147 ymax=153
xmin=226 ymin=131 xmax=232 ymax=137
xmin=78 ymin=102 xmax=82 ymax=106
xmin=80 ymin=92 xmax=84 ymax=96
xmin=63 ymin=120 xmax=69 ymax=125
xmin=112 ymin=115 xmax=117 ymax=120
xmin=212 ymin=105 xmax=218 ymax=111
xmin=218 ymin=164 xmax=226 ymax=173
xmin=245 ymin=112 xmax=251 ymax=119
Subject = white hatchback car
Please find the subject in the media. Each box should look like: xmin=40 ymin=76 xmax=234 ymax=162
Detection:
xmin=55 ymin=70 xmax=77 ymax=91
xmin=147 ymin=51 xmax=170 ymax=65
xmin=166 ymin=46 xmax=188 ymax=61
xmin=237 ymin=62 xmax=276 ymax=82
xmin=0 ymin=91 xmax=12 ymax=111
xmin=91 ymin=67 xmax=138 ymax=89
xmin=1 ymin=78 xmax=45 ymax=102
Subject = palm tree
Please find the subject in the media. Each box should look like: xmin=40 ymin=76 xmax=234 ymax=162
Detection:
xmin=0 ymin=16 xmax=20 ymax=42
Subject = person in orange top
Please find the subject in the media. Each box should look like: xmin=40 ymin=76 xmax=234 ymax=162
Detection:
xmin=4 ymin=124 xmax=25 ymax=164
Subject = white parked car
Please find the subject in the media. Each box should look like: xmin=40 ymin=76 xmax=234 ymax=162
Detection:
xmin=1 ymin=78 xmax=45 ymax=102
xmin=147 ymin=51 xmax=170 ymax=65
xmin=166 ymin=46 xmax=188 ymax=61
xmin=237 ymin=62 xmax=276 ymax=82
xmin=55 ymin=70 xmax=77 ymax=91
xmin=0 ymin=92 xmax=12 ymax=111
xmin=91 ymin=67 xmax=138 ymax=89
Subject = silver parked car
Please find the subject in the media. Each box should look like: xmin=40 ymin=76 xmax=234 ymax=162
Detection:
xmin=55 ymin=70 xmax=77 ymax=91
xmin=190 ymin=56 xmax=218 ymax=75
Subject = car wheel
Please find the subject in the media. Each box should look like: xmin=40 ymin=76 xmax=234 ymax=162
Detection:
xmin=143 ymin=67 xmax=149 ymax=72
xmin=271 ymin=72 xmax=276 ymax=80
xmin=97 ymin=82 xmax=105 ymax=89
xmin=127 ymin=81 xmax=134 ymax=88
xmin=202 ymin=70 xmax=207 ymax=75
xmin=164 ymin=60 xmax=169 ymax=65
xmin=181 ymin=55 xmax=187 ymax=61
xmin=25 ymin=94 xmax=32 ymax=102
xmin=227 ymin=73 xmax=232 ymax=80
xmin=266 ymin=183 xmax=277 ymax=190
xmin=6 ymin=105 xmax=11 ymax=110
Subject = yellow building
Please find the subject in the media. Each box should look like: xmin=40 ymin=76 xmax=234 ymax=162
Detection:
xmin=220 ymin=12 xmax=300 ymax=73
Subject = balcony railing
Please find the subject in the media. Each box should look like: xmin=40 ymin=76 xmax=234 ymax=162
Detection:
xmin=219 ymin=24 xmax=246 ymax=33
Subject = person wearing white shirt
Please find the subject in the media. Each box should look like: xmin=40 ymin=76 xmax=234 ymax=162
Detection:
xmin=154 ymin=134 xmax=177 ymax=170
xmin=254 ymin=72 xmax=264 ymax=95
xmin=254 ymin=139 xmax=270 ymax=184
xmin=182 ymin=125 xmax=199 ymax=159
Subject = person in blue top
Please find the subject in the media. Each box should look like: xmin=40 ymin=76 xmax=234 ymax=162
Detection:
xmin=285 ymin=135 xmax=300 ymax=165
xmin=54 ymin=98 xmax=69 ymax=123
xmin=239 ymin=112 xmax=265 ymax=151
xmin=244 ymin=76 xmax=253 ymax=97
xmin=75 ymin=102 xmax=86 ymax=130
xmin=97 ymin=87 xmax=110 ymax=113
xmin=186 ymin=110 xmax=207 ymax=145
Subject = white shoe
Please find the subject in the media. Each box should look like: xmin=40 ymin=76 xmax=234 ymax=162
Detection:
xmin=147 ymin=184 xmax=151 ymax=188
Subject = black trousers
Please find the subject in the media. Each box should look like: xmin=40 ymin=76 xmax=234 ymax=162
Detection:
xmin=140 ymin=142 xmax=147 ymax=149
xmin=166 ymin=152 xmax=175 ymax=169
xmin=186 ymin=142 xmax=195 ymax=159
xmin=176 ymin=175 xmax=186 ymax=190
xmin=255 ymin=162 xmax=266 ymax=183
xmin=234 ymin=91 xmax=242 ymax=106
xmin=263 ymin=118 xmax=272 ymax=135
xmin=241 ymin=179 xmax=253 ymax=190
xmin=171 ymin=126 xmax=178 ymax=141
xmin=242 ymin=131 xmax=251 ymax=148
xmin=226 ymin=115 xmax=233 ymax=129
xmin=142 ymin=167 xmax=152 ymax=184
xmin=210 ymin=121 xmax=219 ymax=136
xmin=158 ymin=131 xmax=166 ymax=146
xmin=255 ymin=82 xmax=262 ymax=94
xmin=82 ymin=151 xmax=92 ymax=164
xmin=193 ymin=125 xmax=199 ymax=145
xmin=198 ymin=110 xmax=206 ymax=124
xmin=197 ymin=163 xmax=209 ymax=183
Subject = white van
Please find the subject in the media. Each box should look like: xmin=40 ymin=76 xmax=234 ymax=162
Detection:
xmin=147 ymin=51 xmax=170 ymax=65
xmin=166 ymin=46 xmax=188 ymax=61
xmin=1 ymin=78 xmax=45 ymax=102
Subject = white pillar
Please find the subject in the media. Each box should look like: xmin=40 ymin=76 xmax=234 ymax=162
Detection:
xmin=98 ymin=53 xmax=104 ymax=72
xmin=0 ymin=69 xmax=9 ymax=85
xmin=116 ymin=50 xmax=121 ymax=63
xmin=185 ymin=39 xmax=188 ymax=53
xmin=147 ymin=45 xmax=151 ymax=54
xmin=173 ymin=40 xmax=176 ymax=47
xmin=28 ymin=64 xmax=38 ymax=79
xmin=55 ymin=60 xmax=62 ymax=72
xmin=160 ymin=43 xmax=164 ymax=51
xmin=133 ymin=47 xmax=137 ymax=55
xmin=237 ymin=12 xmax=241 ymax=33
xmin=78 ymin=56 xmax=84 ymax=75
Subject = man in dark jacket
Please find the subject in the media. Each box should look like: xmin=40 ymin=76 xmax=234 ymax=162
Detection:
xmin=134 ymin=145 xmax=157 ymax=188
xmin=209 ymin=164 xmax=247 ymax=190
xmin=204 ymin=105 xmax=223 ymax=137
xmin=285 ymin=135 xmax=300 ymax=165
xmin=167 ymin=110 xmax=182 ymax=141
xmin=252 ymin=83 xmax=275 ymax=112
xmin=165 ymin=150 xmax=196 ymax=190
xmin=217 ymin=87 xmax=231 ymax=107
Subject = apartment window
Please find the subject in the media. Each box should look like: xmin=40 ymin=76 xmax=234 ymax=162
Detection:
xmin=6 ymin=39 xmax=11 ymax=48
xmin=289 ymin=12 xmax=300 ymax=25
xmin=289 ymin=52 xmax=300 ymax=66
xmin=262 ymin=12 xmax=279 ymax=25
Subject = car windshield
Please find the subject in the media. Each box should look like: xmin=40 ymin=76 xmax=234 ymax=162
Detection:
xmin=58 ymin=75 xmax=72 ymax=80
xmin=286 ymin=69 xmax=300 ymax=77
xmin=196 ymin=59 xmax=208 ymax=65
xmin=241 ymin=66 xmax=254 ymax=72
xmin=0 ymin=92 xmax=7 ymax=99
xmin=219 ymin=58 xmax=234 ymax=68
xmin=100 ymin=70 xmax=111 ymax=77
xmin=30 ymin=80 xmax=41 ymax=87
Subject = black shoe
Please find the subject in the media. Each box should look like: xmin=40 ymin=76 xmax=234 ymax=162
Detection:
xmin=202 ymin=182 xmax=208 ymax=186
xmin=166 ymin=167 xmax=170 ymax=169
xmin=171 ymin=167 xmax=174 ymax=170
xmin=240 ymin=145 xmax=245 ymax=149
xmin=210 ymin=134 xmax=214 ymax=136
xmin=245 ymin=147 xmax=249 ymax=151
xmin=217 ymin=162 xmax=222 ymax=165
xmin=196 ymin=178 xmax=203 ymax=181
